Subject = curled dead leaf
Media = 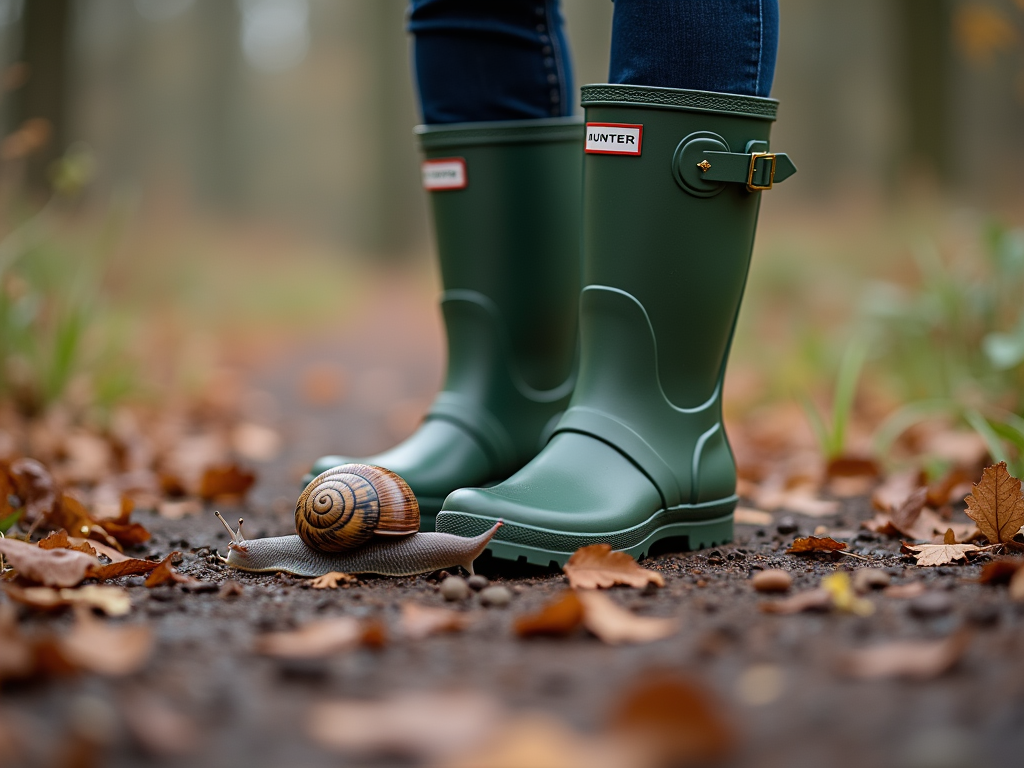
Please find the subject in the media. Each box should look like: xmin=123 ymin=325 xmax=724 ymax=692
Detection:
xmin=965 ymin=462 xmax=1024 ymax=544
xmin=5 ymin=584 xmax=132 ymax=616
xmin=514 ymin=590 xmax=585 ymax=638
xmin=903 ymin=540 xmax=980 ymax=567
xmin=576 ymin=590 xmax=677 ymax=645
xmin=977 ymin=558 xmax=1024 ymax=584
xmin=0 ymin=537 xmax=97 ymax=587
xmin=562 ymin=544 xmax=665 ymax=590
xmin=786 ymin=536 xmax=847 ymax=554
xmin=143 ymin=552 xmax=199 ymax=588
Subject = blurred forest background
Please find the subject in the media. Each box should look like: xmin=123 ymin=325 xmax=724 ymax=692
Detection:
xmin=1 ymin=0 xmax=1023 ymax=464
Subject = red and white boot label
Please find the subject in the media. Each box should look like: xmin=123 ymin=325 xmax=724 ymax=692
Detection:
xmin=585 ymin=123 xmax=643 ymax=155
xmin=422 ymin=158 xmax=467 ymax=190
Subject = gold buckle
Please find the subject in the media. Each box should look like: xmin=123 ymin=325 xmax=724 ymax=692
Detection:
xmin=746 ymin=152 xmax=776 ymax=191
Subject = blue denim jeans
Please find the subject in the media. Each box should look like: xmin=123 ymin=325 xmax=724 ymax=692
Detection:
xmin=409 ymin=0 xmax=779 ymax=125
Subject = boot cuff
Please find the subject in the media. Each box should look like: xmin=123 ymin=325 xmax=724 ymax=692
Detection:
xmin=581 ymin=84 xmax=777 ymax=121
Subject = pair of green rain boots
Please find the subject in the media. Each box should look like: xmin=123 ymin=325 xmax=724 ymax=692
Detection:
xmin=307 ymin=84 xmax=795 ymax=567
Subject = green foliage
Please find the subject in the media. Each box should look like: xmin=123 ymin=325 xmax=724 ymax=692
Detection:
xmin=0 ymin=196 xmax=138 ymax=416
xmin=802 ymin=336 xmax=868 ymax=460
xmin=866 ymin=221 xmax=1024 ymax=468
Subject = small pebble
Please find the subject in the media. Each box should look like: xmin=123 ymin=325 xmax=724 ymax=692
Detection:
xmin=479 ymin=585 xmax=513 ymax=607
xmin=467 ymin=574 xmax=490 ymax=591
xmin=751 ymin=569 xmax=792 ymax=593
xmin=852 ymin=568 xmax=891 ymax=593
xmin=909 ymin=591 xmax=953 ymax=619
xmin=776 ymin=516 xmax=798 ymax=535
xmin=440 ymin=576 xmax=470 ymax=602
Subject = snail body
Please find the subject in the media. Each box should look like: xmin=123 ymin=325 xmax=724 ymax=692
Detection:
xmin=221 ymin=464 xmax=500 ymax=577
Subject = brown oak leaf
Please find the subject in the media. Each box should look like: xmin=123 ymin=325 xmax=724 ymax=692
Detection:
xmin=309 ymin=571 xmax=356 ymax=589
xmin=0 ymin=537 xmax=97 ymax=587
xmin=37 ymin=530 xmax=98 ymax=556
xmin=576 ymin=590 xmax=677 ymax=645
xmin=840 ymin=631 xmax=971 ymax=680
xmin=514 ymin=590 xmax=585 ymax=638
xmin=786 ymin=536 xmax=847 ymax=554
xmin=87 ymin=558 xmax=162 ymax=581
xmin=964 ymin=462 xmax=1024 ymax=544
xmin=562 ymin=544 xmax=665 ymax=589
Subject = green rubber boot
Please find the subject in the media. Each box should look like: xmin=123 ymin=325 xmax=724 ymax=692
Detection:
xmin=306 ymin=118 xmax=583 ymax=531
xmin=435 ymin=85 xmax=796 ymax=565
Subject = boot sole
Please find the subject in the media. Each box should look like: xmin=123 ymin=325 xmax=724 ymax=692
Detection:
xmin=435 ymin=496 xmax=736 ymax=568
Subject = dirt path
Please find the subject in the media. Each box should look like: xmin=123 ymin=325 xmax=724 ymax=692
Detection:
xmin=3 ymin=279 xmax=1023 ymax=768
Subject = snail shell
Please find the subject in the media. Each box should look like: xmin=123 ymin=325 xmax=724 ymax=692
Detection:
xmin=295 ymin=464 xmax=420 ymax=553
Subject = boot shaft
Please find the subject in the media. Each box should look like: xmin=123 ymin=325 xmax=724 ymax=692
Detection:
xmin=580 ymin=86 xmax=778 ymax=408
xmin=416 ymin=118 xmax=583 ymax=392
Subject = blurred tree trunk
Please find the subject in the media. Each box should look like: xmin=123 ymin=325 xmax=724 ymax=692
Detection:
xmin=13 ymin=0 xmax=72 ymax=197
xmin=359 ymin=0 xmax=424 ymax=261
xmin=894 ymin=0 xmax=953 ymax=184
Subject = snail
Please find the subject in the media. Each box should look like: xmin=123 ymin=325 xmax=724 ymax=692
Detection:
xmin=218 ymin=464 xmax=500 ymax=578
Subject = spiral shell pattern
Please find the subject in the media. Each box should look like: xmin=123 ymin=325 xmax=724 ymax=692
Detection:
xmin=295 ymin=464 xmax=419 ymax=553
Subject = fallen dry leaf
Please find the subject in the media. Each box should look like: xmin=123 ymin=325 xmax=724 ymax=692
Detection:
xmin=977 ymin=558 xmax=1024 ymax=584
xmin=255 ymin=617 xmax=366 ymax=659
xmin=872 ymin=469 xmax=925 ymax=512
xmin=121 ymin=689 xmax=202 ymax=757
xmin=562 ymin=544 xmax=664 ymax=590
xmin=820 ymin=573 xmax=874 ymax=616
xmin=840 ymin=631 xmax=971 ymax=680
xmin=309 ymin=571 xmax=356 ymax=589
xmin=576 ymin=591 xmax=677 ymax=645
xmin=889 ymin=487 xmax=928 ymax=534
xmin=965 ymin=462 xmax=1024 ymax=544
xmin=927 ymin=467 xmax=976 ymax=508
xmin=198 ymin=464 xmax=255 ymax=500
xmin=6 ymin=458 xmax=59 ymax=525
xmin=400 ymin=603 xmax=469 ymax=640
xmin=87 ymin=557 xmax=161 ymax=582
xmin=143 ymin=552 xmax=199 ymax=588
xmin=514 ymin=590 xmax=585 ymax=638
xmin=308 ymin=691 xmax=501 ymax=760
xmin=904 ymin=533 xmax=980 ymax=566
xmin=59 ymin=613 xmax=153 ymax=676
xmin=787 ymin=536 xmax=847 ymax=554
xmin=37 ymin=530 xmax=97 ymax=556
xmin=0 ymin=537 xmax=97 ymax=587
xmin=607 ymin=673 xmax=736 ymax=767
xmin=5 ymin=584 xmax=132 ymax=616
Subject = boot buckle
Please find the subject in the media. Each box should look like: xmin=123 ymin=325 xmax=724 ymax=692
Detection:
xmin=746 ymin=152 xmax=777 ymax=191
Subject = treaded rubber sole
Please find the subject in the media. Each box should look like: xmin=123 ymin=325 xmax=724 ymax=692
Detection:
xmin=435 ymin=496 xmax=736 ymax=568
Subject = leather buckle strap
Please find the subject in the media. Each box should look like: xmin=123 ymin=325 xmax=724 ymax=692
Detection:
xmin=700 ymin=148 xmax=796 ymax=191
xmin=746 ymin=152 xmax=776 ymax=191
